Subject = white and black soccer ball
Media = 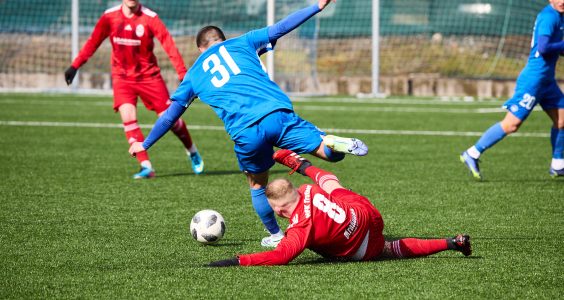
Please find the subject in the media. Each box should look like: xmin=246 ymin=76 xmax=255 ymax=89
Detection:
xmin=190 ymin=209 xmax=226 ymax=244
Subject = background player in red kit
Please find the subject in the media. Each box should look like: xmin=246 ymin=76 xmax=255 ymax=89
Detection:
xmin=209 ymin=150 xmax=472 ymax=267
xmin=64 ymin=0 xmax=203 ymax=179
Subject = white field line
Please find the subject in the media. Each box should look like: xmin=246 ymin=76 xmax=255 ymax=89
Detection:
xmin=294 ymin=105 xmax=516 ymax=114
xmin=0 ymin=98 xmax=516 ymax=114
xmin=0 ymin=120 xmax=549 ymax=138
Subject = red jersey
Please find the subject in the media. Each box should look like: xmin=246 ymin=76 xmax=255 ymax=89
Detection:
xmin=72 ymin=5 xmax=187 ymax=81
xmin=239 ymin=185 xmax=385 ymax=266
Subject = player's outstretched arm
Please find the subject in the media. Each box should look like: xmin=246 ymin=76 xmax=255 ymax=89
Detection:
xmin=128 ymin=101 xmax=186 ymax=157
xmin=65 ymin=15 xmax=110 ymax=85
xmin=267 ymin=0 xmax=335 ymax=42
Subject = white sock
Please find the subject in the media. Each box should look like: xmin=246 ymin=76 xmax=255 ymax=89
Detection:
xmin=272 ymin=230 xmax=283 ymax=237
xmin=466 ymin=146 xmax=481 ymax=159
xmin=552 ymin=158 xmax=564 ymax=170
xmin=140 ymin=160 xmax=152 ymax=169
xmin=186 ymin=144 xmax=198 ymax=156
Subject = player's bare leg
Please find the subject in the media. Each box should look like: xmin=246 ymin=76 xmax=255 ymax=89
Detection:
xmin=157 ymin=110 xmax=204 ymax=174
xmin=545 ymin=108 xmax=564 ymax=177
xmin=273 ymin=149 xmax=343 ymax=195
xmin=246 ymin=171 xmax=284 ymax=247
xmin=379 ymin=235 xmax=471 ymax=259
xmin=119 ymin=103 xmax=154 ymax=179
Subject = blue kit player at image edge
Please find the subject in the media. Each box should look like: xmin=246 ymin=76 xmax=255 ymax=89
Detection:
xmin=460 ymin=2 xmax=564 ymax=179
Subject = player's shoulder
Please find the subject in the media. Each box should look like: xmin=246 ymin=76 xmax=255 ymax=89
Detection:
xmin=140 ymin=6 xmax=158 ymax=18
xmin=103 ymin=5 xmax=121 ymax=15
xmin=298 ymin=184 xmax=326 ymax=199
xmin=539 ymin=5 xmax=560 ymax=22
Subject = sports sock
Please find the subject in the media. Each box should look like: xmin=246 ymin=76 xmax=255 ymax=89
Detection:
xmin=323 ymin=144 xmax=346 ymax=162
xmin=250 ymin=187 xmax=280 ymax=234
xmin=304 ymin=166 xmax=339 ymax=190
xmin=140 ymin=160 xmax=152 ymax=170
xmin=473 ymin=122 xmax=507 ymax=155
xmin=124 ymin=120 xmax=149 ymax=164
xmin=552 ymin=128 xmax=564 ymax=160
xmin=551 ymin=127 xmax=558 ymax=151
xmin=171 ymin=118 xmax=194 ymax=153
xmin=390 ymin=238 xmax=448 ymax=258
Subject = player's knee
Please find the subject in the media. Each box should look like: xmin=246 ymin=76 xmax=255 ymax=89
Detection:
xmin=501 ymin=122 xmax=521 ymax=134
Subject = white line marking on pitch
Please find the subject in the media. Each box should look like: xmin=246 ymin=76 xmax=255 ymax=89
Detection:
xmin=0 ymin=120 xmax=549 ymax=138
xmin=0 ymin=99 xmax=513 ymax=114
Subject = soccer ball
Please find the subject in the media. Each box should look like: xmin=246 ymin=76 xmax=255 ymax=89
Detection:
xmin=190 ymin=209 xmax=226 ymax=244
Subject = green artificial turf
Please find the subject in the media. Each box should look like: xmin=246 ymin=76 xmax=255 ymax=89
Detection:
xmin=0 ymin=93 xmax=562 ymax=298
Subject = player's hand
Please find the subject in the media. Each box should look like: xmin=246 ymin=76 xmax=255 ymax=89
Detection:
xmin=128 ymin=142 xmax=146 ymax=157
xmin=64 ymin=66 xmax=78 ymax=85
xmin=318 ymin=0 xmax=335 ymax=10
xmin=207 ymin=257 xmax=240 ymax=267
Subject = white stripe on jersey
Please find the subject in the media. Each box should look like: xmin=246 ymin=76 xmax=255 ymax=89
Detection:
xmin=104 ymin=5 xmax=120 ymax=14
xmin=141 ymin=6 xmax=157 ymax=18
xmin=351 ymin=230 xmax=370 ymax=261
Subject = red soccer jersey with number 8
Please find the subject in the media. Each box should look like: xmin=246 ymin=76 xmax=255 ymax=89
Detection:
xmin=239 ymin=185 xmax=385 ymax=266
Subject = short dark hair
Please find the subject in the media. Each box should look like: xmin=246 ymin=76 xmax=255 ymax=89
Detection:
xmin=196 ymin=26 xmax=226 ymax=48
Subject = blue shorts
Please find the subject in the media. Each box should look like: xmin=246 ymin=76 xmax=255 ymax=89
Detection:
xmin=233 ymin=109 xmax=325 ymax=173
xmin=503 ymin=78 xmax=564 ymax=121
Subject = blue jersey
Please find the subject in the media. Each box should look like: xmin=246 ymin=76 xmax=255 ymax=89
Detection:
xmin=523 ymin=5 xmax=564 ymax=79
xmin=171 ymin=27 xmax=293 ymax=138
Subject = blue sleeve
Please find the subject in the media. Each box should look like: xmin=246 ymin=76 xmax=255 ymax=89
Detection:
xmin=267 ymin=4 xmax=321 ymax=42
xmin=142 ymin=101 xmax=186 ymax=150
xmin=538 ymin=35 xmax=564 ymax=56
xmin=170 ymin=76 xmax=196 ymax=107
xmin=537 ymin=10 xmax=558 ymax=37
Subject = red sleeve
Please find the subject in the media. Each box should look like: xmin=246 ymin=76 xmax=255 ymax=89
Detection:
xmin=238 ymin=225 xmax=310 ymax=266
xmin=151 ymin=16 xmax=187 ymax=80
xmin=71 ymin=14 xmax=110 ymax=69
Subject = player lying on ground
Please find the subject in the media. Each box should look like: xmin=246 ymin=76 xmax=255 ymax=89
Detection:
xmin=461 ymin=0 xmax=564 ymax=179
xmin=129 ymin=0 xmax=368 ymax=247
xmin=65 ymin=0 xmax=203 ymax=179
xmin=208 ymin=150 xmax=471 ymax=267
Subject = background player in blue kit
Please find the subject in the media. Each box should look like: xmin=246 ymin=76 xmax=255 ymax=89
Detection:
xmin=129 ymin=0 xmax=368 ymax=247
xmin=461 ymin=0 xmax=564 ymax=179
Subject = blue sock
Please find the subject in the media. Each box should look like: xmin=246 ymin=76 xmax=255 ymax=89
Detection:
xmin=250 ymin=187 xmax=280 ymax=234
xmin=553 ymin=128 xmax=564 ymax=159
xmin=323 ymin=145 xmax=345 ymax=162
xmin=475 ymin=122 xmax=507 ymax=153
xmin=551 ymin=127 xmax=558 ymax=152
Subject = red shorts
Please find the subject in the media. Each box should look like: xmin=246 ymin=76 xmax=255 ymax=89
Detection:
xmin=330 ymin=188 xmax=385 ymax=260
xmin=112 ymin=75 xmax=171 ymax=113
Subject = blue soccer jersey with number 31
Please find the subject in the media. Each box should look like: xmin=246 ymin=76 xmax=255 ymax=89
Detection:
xmin=171 ymin=27 xmax=293 ymax=138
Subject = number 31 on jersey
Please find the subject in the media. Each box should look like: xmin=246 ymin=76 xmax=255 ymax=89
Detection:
xmin=202 ymin=46 xmax=241 ymax=88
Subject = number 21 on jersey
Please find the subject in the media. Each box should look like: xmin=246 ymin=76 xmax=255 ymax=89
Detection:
xmin=202 ymin=46 xmax=241 ymax=88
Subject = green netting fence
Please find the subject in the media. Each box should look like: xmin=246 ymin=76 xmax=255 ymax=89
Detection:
xmin=0 ymin=0 xmax=561 ymax=93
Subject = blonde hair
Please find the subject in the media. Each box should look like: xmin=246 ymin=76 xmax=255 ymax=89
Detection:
xmin=266 ymin=178 xmax=295 ymax=203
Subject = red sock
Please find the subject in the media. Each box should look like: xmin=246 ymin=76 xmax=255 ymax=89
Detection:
xmin=391 ymin=238 xmax=448 ymax=258
xmin=123 ymin=120 xmax=149 ymax=164
xmin=304 ymin=166 xmax=339 ymax=190
xmin=170 ymin=118 xmax=193 ymax=151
